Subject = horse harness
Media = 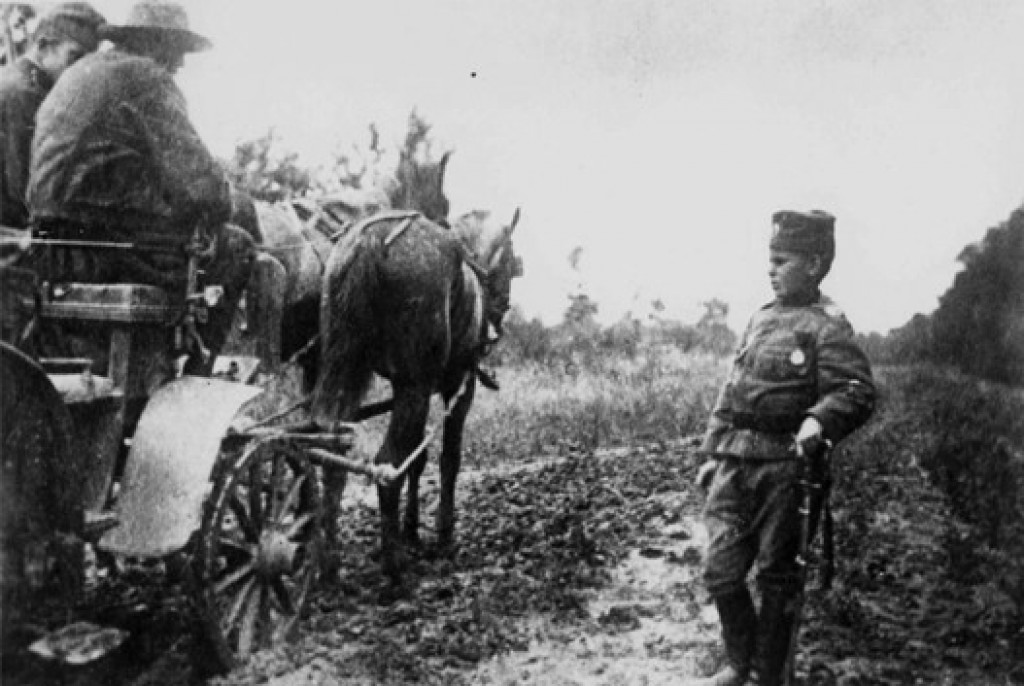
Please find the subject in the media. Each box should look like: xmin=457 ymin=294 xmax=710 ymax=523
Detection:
xmin=365 ymin=211 xmax=503 ymax=391
xmin=284 ymin=209 xmax=504 ymax=390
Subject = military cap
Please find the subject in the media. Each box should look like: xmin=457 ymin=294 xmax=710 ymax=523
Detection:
xmin=770 ymin=209 xmax=835 ymax=260
xmin=33 ymin=3 xmax=107 ymax=53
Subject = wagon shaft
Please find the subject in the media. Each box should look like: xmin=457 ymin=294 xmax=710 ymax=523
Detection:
xmin=307 ymin=447 xmax=400 ymax=486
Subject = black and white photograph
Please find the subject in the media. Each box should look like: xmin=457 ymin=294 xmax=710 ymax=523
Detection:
xmin=1 ymin=1 xmax=1022 ymax=684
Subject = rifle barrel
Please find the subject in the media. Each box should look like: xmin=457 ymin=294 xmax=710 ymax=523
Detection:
xmin=784 ymin=443 xmax=833 ymax=686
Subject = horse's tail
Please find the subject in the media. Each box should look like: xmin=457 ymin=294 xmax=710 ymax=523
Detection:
xmin=311 ymin=235 xmax=381 ymax=427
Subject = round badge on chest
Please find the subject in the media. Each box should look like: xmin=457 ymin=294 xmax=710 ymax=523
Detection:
xmin=789 ymin=349 xmax=806 ymax=366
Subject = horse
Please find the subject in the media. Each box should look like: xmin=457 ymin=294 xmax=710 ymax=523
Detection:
xmin=311 ymin=206 xmax=522 ymax=581
xmin=233 ymin=151 xmax=452 ymax=387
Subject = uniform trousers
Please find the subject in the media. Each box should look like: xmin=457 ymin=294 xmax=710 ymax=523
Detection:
xmin=703 ymin=456 xmax=805 ymax=597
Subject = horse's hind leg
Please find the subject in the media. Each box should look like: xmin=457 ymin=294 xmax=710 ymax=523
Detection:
xmin=437 ymin=376 xmax=476 ymax=549
xmin=377 ymin=385 xmax=430 ymax=581
xmin=403 ymin=449 xmax=429 ymax=547
xmin=319 ymin=385 xmax=361 ymax=578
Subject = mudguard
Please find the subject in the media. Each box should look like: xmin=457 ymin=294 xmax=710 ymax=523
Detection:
xmin=99 ymin=376 xmax=261 ymax=557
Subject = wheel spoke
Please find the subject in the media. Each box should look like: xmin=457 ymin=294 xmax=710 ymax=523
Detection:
xmin=219 ymin=537 xmax=256 ymax=563
xmin=248 ymin=460 xmax=264 ymax=534
xmin=238 ymin=582 xmax=265 ymax=657
xmin=228 ymin=494 xmax=259 ymax=542
xmin=221 ymin=576 xmax=256 ymax=633
xmin=214 ymin=560 xmax=256 ymax=595
xmin=284 ymin=512 xmax=315 ymax=540
xmin=269 ymin=454 xmax=285 ymax=519
xmin=271 ymin=577 xmax=296 ymax=616
xmin=275 ymin=474 xmax=307 ymax=524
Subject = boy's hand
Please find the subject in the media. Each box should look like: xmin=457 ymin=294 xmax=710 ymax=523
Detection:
xmin=696 ymin=459 xmax=717 ymax=492
xmin=795 ymin=416 xmax=825 ymax=457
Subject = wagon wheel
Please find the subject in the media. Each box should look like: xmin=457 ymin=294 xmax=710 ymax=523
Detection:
xmin=1 ymin=343 xmax=82 ymax=641
xmin=193 ymin=437 xmax=322 ymax=672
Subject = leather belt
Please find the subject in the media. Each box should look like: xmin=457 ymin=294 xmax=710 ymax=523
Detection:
xmin=731 ymin=412 xmax=803 ymax=434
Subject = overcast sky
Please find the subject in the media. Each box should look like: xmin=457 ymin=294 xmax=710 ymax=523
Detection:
xmin=86 ymin=0 xmax=1024 ymax=333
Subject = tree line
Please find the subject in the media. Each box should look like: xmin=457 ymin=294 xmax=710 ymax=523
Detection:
xmin=495 ymin=295 xmax=737 ymax=368
xmin=858 ymin=203 xmax=1024 ymax=385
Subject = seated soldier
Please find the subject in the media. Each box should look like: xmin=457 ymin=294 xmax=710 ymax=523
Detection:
xmin=27 ymin=0 xmax=254 ymax=375
xmin=1 ymin=4 xmax=105 ymax=351
xmin=1 ymin=2 xmax=105 ymax=230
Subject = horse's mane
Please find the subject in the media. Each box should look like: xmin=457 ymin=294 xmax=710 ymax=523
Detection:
xmin=451 ymin=210 xmax=501 ymax=259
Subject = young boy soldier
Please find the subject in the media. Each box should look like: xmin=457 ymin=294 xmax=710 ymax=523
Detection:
xmin=688 ymin=210 xmax=876 ymax=686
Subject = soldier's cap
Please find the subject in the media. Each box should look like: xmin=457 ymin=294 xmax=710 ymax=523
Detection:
xmin=770 ymin=209 xmax=835 ymax=258
xmin=100 ymin=0 xmax=211 ymax=54
xmin=34 ymin=3 xmax=107 ymax=53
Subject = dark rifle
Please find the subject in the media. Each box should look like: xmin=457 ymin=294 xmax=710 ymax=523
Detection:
xmin=784 ymin=440 xmax=834 ymax=686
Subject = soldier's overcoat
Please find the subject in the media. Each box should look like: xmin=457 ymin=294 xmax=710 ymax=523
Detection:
xmin=28 ymin=48 xmax=230 ymax=238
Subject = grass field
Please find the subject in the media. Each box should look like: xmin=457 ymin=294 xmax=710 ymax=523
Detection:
xmin=461 ymin=347 xmax=726 ymax=466
xmin=220 ymin=341 xmax=1024 ymax=683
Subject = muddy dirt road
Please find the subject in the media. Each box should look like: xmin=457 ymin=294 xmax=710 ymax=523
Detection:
xmin=6 ymin=439 xmax=1022 ymax=685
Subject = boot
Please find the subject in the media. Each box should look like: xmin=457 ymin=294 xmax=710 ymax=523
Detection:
xmin=685 ymin=587 xmax=757 ymax=685
xmin=685 ymin=664 xmax=748 ymax=686
xmin=751 ymin=588 xmax=798 ymax=686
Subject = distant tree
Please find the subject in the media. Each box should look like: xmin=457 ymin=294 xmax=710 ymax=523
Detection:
xmin=550 ymin=293 xmax=599 ymax=366
xmin=697 ymin=298 xmax=729 ymax=328
xmin=494 ymin=305 xmax=554 ymax=365
xmin=564 ymin=293 xmax=598 ymax=328
xmin=600 ymin=313 xmax=641 ymax=358
xmin=226 ymin=128 xmax=312 ymax=202
xmin=887 ymin=313 xmax=934 ymax=363
xmin=316 ymin=123 xmax=387 ymax=193
xmin=696 ymin=298 xmax=737 ymax=355
xmin=659 ymin=320 xmax=700 ymax=352
xmin=930 ymin=206 xmax=1024 ymax=383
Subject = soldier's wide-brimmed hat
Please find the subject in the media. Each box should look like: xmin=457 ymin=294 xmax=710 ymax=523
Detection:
xmin=770 ymin=210 xmax=835 ymax=260
xmin=100 ymin=0 xmax=211 ymax=53
xmin=34 ymin=3 xmax=107 ymax=53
